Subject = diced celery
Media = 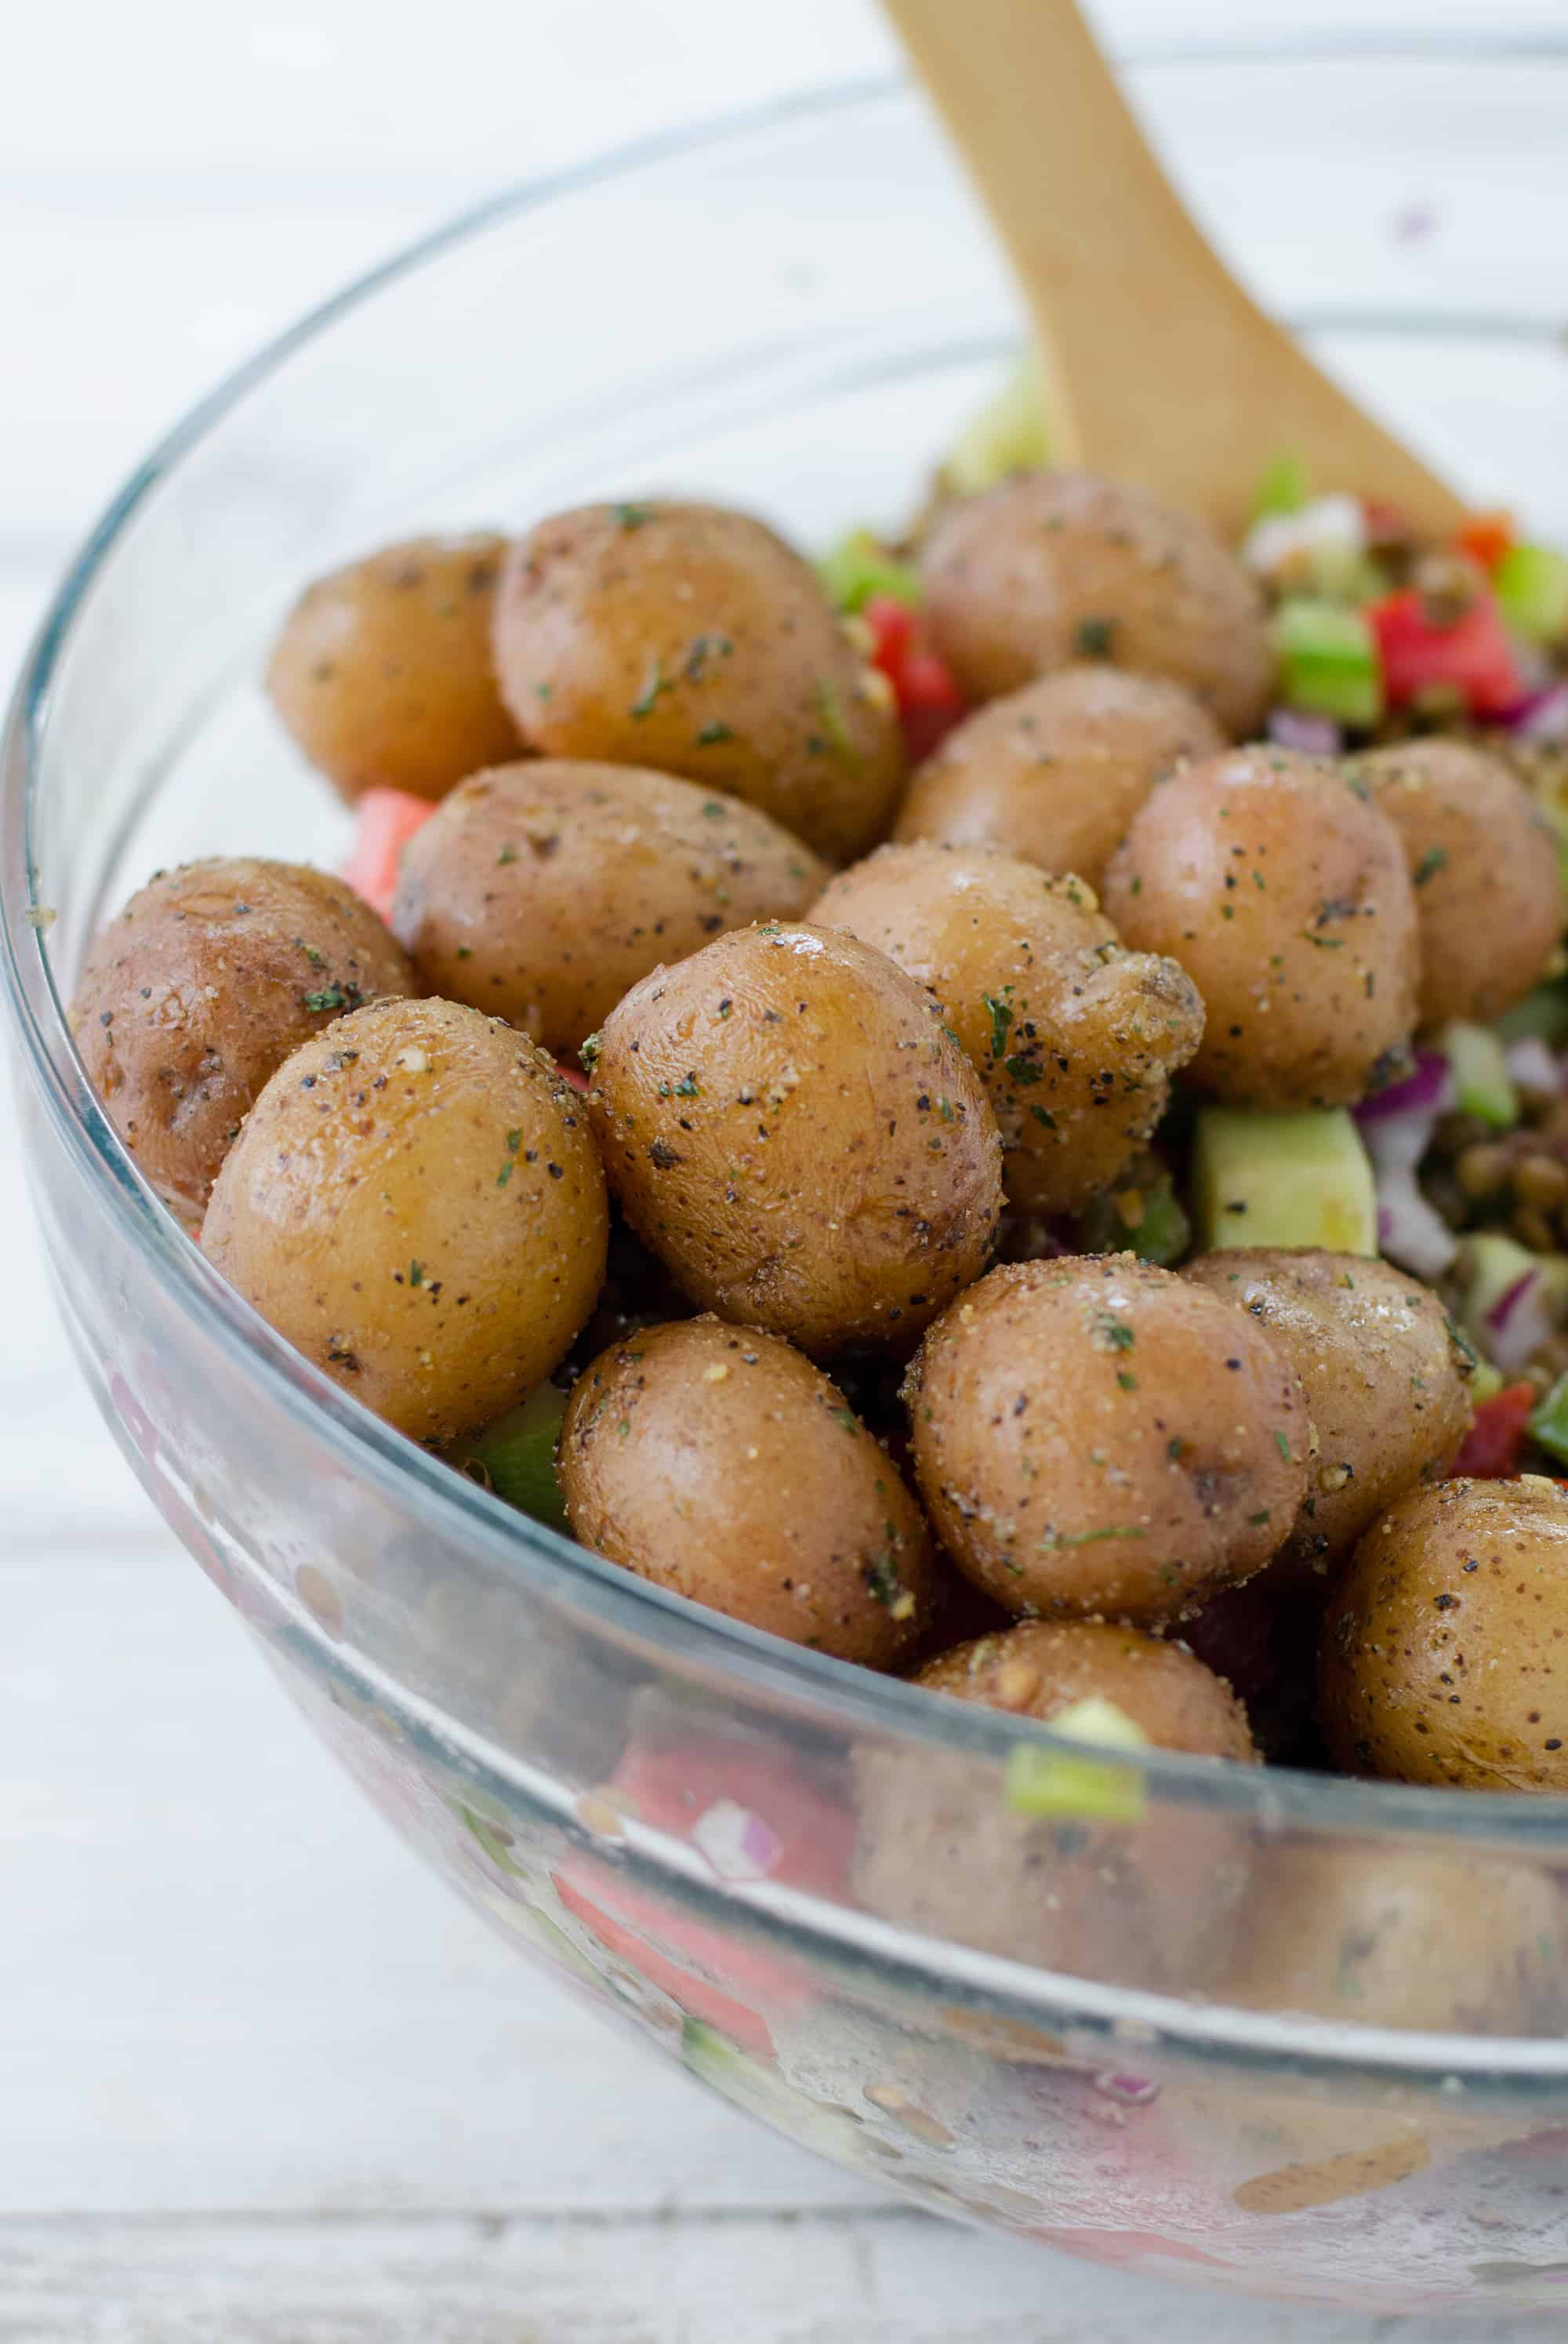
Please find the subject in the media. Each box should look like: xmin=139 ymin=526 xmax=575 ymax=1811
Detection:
xmin=818 ymin=529 xmax=922 ymax=615
xmin=1495 ymin=543 xmax=1568 ymax=645
xmin=1529 ymin=1372 xmax=1568 ymax=1466
xmin=448 ymin=1383 xmax=569 ymax=1528
xmin=1074 ymin=1171 xmax=1191 ymax=1266
xmin=1439 ymin=1021 xmax=1518 ymax=1130
xmin=942 ymin=351 xmax=1050 ymax=496
xmin=1253 ymin=451 xmax=1311 ymax=518
xmin=1272 ymin=598 xmax=1384 ymax=728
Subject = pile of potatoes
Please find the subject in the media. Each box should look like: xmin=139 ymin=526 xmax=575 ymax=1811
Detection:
xmin=69 ymin=473 xmax=1568 ymax=1891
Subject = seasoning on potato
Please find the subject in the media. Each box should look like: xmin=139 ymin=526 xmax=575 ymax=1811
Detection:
xmin=585 ymin=921 xmax=1004 ymax=1356
xmin=69 ymin=857 xmax=418 ymax=1218
xmin=920 ymin=470 xmax=1275 ymax=737
xmin=1342 ymin=737 xmax=1563 ymax=1031
xmin=1183 ymin=1248 xmax=1474 ymax=1582
xmin=560 ymin=1315 xmax=937 ymax=1666
xmin=1103 ymin=745 xmax=1421 ymax=1109
xmin=202 ymin=996 xmax=608 ymax=1445
xmin=810 ymin=841 xmax=1203 ymax=1216
xmin=854 ymin=1619 xmax=1256 ymax=1990
xmin=391 ymin=759 xmax=827 ymax=1054
xmin=892 ymin=663 xmax=1226 ymax=890
xmin=267 ymin=533 xmax=521 ymax=802
xmin=1319 ymin=1476 xmax=1568 ymax=1792
xmin=904 ymin=1255 xmax=1308 ymax=1623
xmin=491 ymin=500 xmax=905 ymax=863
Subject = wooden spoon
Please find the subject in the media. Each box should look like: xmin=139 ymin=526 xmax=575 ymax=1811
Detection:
xmin=882 ymin=0 xmax=1465 ymax=538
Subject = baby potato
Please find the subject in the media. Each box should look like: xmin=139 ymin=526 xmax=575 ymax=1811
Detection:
xmin=1319 ymin=1477 xmax=1568 ymax=1792
xmin=392 ymin=760 xmax=827 ymax=1054
xmin=1183 ymin=1249 xmax=1474 ymax=1582
xmin=559 ymin=1315 xmax=937 ymax=1666
xmin=202 ymin=997 xmax=608 ymax=1445
xmin=1344 ymin=737 xmax=1563 ymax=1030
xmin=69 ymin=857 xmax=418 ymax=1218
xmin=920 ymin=471 xmax=1275 ymax=737
xmin=810 ymin=842 xmax=1203 ymax=1216
xmin=586 ymin=921 xmax=1003 ymax=1356
xmin=892 ymin=663 xmax=1225 ymax=890
xmin=904 ymin=1255 xmax=1308 ymax=1623
xmin=267 ymin=533 xmax=520 ymax=801
xmin=1103 ymin=746 xmax=1421 ymax=1108
xmin=491 ymin=501 xmax=904 ymax=863
xmin=854 ymin=1620 xmax=1256 ymax=1990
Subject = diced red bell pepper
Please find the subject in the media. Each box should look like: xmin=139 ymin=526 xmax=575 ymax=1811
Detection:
xmin=612 ymin=1736 xmax=854 ymax=1897
xmin=862 ymin=594 xmax=968 ymax=763
xmin=1455 ymin=509 xmax=1515 ymax=576
xmin=1451 ymin=1382 xmax=1537 ymax=1478
xmin=341 ymin=787 xmax=437 ymax=922
xmin=555 ymin=1061 xmax=591 ymax=1096
xmin=1367 ymin=586 xmax=1523 ymax=719
xmin=862 ymin=593 xmax=916 ymax=679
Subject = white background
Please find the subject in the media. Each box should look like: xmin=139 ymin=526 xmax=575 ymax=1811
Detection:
xmin=0 ymin=4 xmax=1559 ymax=2336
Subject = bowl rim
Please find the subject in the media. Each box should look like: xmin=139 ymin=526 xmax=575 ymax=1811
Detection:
xmin=8 ymin=57 xmax=1568 ymax=1890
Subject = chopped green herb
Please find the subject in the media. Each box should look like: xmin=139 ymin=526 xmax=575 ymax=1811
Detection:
xmin=673 ymin=1074 xmax=699 ymax=1097
xmin=815 ymin=678 xmax=856 ymax=760
xmin=408 ymin=1261 xmax=424 ymax=1288
xmin=295 ymin=938 xmax=325 ymax=967
xmin=1116 ymin=1369 xmax=1138 ymax=1391
xmin=1413 ymin=845 xmax=1449 ymax=889
xmin=613 ymin=501 xmax=654 ymax=530
xmin=630 ymin=660 xmax=671 ymax=719
xmin=832 ymin=1407 xmax=860 ymax=1435
xmin=578 ymin=1035 xmax=601 ymax=1073
xmin=696 ymin=724 xmax=734 ymax=748
xmin=1092 ymin=1314 xmax=1136 ymax=1353
xmin=865 ymin=1555 xmax=903 ymax=1607
xmin=1038 ymin=1524 xmax=1145 ymax=1550
xmin=1075 ymin=616 xmax=1116 ymax=659
xmin=1274 ymin=1430 xmax=1293 ymax=1463
xmin=982 ymin=990 xmax=1014 ymax=1059
xmin=303 ymin=984 xmax=354 ymax=1013
xmin=497 ymin=845 xmax=520 ymax=866
xmin=1004 ymin=1053 xmax=1041 ymax=1086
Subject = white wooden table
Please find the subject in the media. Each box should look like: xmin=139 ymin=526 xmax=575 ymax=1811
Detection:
xmin=2 ymin=5 xmax=1559 ymax=2334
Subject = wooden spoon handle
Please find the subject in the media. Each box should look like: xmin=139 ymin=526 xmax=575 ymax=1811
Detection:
xmin=884 ymin=0 xmax=1465 ymax=536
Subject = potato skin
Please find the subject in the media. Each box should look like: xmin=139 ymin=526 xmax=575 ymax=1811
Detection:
xmin=904 ymin=1255 xmax=1308 ymax=1623
xmin=1183 ymin=1248 xmax=1474 ymax=1583
xmin=586 ymin=921 xmax=1003 ymax=1356
xmin=1222 ymin=1839 xmax=1568 ymax=2035
xmin=810 ymin=842 xmax=1203 ymax=1215
xmin=202 ymin=997 xmax=608 ymax=1445
xmin=392 ymin=760 xmax=827 ymax=1053
xmin=1103 ymin=746 xmax=1421 ymax=1108
xmin=920 ymin=471 xmax=1275 ymax=737
xmin=491 ymin=501 xmax=904 ymax=863
xmin=266 ymin=534 xmax=520 ymax=802
xmin=854 ymin=1620 xmax=1255 ymax=1990
xmin=70 ymin=858 xmax=418 ymax=1218
xmin=560 ymin=1315 xmax=937 ymax=1666
xmin=1319 ymin=1477 xmax=1568 ymax=1792
xmin=892 ymin=663 xmax=1225 ymax=890
xmin=1344 ymin=738 xmax=1563 ymax=1031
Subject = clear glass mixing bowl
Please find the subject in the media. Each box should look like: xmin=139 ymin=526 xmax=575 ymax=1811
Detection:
xmin=6 ymin=45 xmax=1568 ymax=2314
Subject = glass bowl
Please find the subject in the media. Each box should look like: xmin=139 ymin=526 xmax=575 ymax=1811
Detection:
xmin=7 ymin=45 xmax=1568 ymax=2315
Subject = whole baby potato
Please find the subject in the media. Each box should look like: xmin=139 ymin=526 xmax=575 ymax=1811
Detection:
xmin=1344 ymin=737 xmax=1563 ymax=1030
xmin=70 ymin=857 xmax=418 ymax=1218
xmin=560 ymin=1315 xmax=937 ymax=1666
xmin=893 ymin=663 xmax=1225 ymax=889
xmin=1319 ymin=1477 xmax=1568 ymax=1792
xmin=586 ymin=921 xmax=1003 ymax=1356
xmin=1184 ymin=1249 xmax=1474 ymax=1582
xmin=854 ymin=1619 xmax=1256 ymax=1991
xmin=392 ymin=760 xmax=827 ymax=1053
xmin=810 ymin=842 xmax=1203 ymax=1216
xmin=1222 ymin=1838 xmax=1568 ymax=2036
xmin=904 ymin=1255 xmax=1308 ymax=1623
xmin=491 ymin=501 xmax=904 ymax=863
xmin=1103 ymin=746 xmax=1421 ymax=1107
xmin=920 ymin=471 xmax=1275 ymax=736
xmin=267 ymin=533 xmax=520 ymax=801
xmin=202 ymin=997 xmax=608 ymax=1445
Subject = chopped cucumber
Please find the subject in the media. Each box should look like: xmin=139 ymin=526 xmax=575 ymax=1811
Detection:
xmin=448 ymin=1383 xmax=569 ymax=1528
xmin=1006 ymin=1737 xmax=1145 ymax=1826
xmin=1272 ymin=599 xmax=1384 ymax=729
xmin=1497 ymin=981 xmax=1568 ymax=1049
xmin=1495 ymin=543 xmax=1568 ymax=645
xmin=1469 ymin=1359 xmax=1504 ymax=1405
xmin=1073 ymin=1170 xmax=1190 ymax=1266
xmin=818 ymin=529 xmax=921 ymax=614
xmin=1253 ymin=450 xmax=1311 ymax=518
xmin=1191 ymin=1107 xmax=1377 ymax=1255
xmin=1529 ymin=1372 xmax=1568 ymax=1466
xmin=1439 ymin=1021 xmax=1518 ymax=1130
xmin=1454 ymin=1231 xmax=1568 ymax=1352
xmin=680 ymin=2020 xmax=868 ymax=2159
xmin=942 ymin=351 xmax=1050 ymax=496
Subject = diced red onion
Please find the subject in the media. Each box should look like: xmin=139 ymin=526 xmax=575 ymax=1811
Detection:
xmin=1486 ymin=1269 xmax=1557 ymax=1375
xmin=1266 ymin=707 xmax=1344 ymax=757
xmin=1093 ymin=2070 xmax=1161 ymax=2107
xmin=1511 ymin=682 xmax=1568 ymax=745
xmin=1375 ymin=1178 xmax=1459 ymax=1281
xmin=1504 ymin=1036 xmax=1562 ymax=1093
xmin=1353 ymin=1050 xmax=1452 ymax=1127
xmin=691 ymin=1798 xmax=782 ymax=1883
xmin=1357 ymin=1059 xmax=1457 ymax=1278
